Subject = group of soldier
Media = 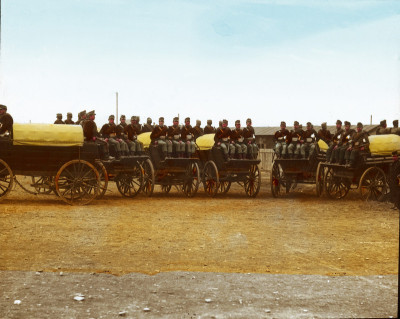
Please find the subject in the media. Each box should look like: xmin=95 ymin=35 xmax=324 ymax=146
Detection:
xmin=274 ymin=119 xmax=399 ymax=168
xmin=54 ymin=111 xmax=258 ymax=160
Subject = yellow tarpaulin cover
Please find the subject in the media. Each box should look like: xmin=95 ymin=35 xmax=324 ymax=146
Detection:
xmin=318 ymin=139 xmax=329 ymax=152
xmin=369 ymin=134 xmax=400 ymax=156
xmin=137 ymin=132 xmax=151 ymax=149
xmin=196 ymin=133 xmax=215 ymax=150
xmin=13 ymin=123 xmax=84 ymax=147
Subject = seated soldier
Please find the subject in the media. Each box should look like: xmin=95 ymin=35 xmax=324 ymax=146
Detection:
xmin=124 ymin=116 xmax=142 ymax=155
xmin=168 ymin=117 xmax=184 ymax=158
xmin=204 ymin=120 xmax=216 ymax=134
xmin=390 ymin=120 xmax=399 ymax=135
xmin=214 ymin=119 xmax=231 ymax=161
xmin=150 ymin=117 xmax=171 ymax=158
xmin=317 ymin=122 xmax=332 ymax=145
xmin=274 ymin=121 xmax=290 ymax=158
xmin=181 ymin=117 xmax=196 ymax=158
xmin=376 ymin=120 xmax=390 ymax=135
xmin=130 ymin=116 xmax=144 ymax=154
xmin=344 ymin=122 xmax=369 ymax=168
xmin=100 ymin=115 xmax=129 ymax=158
xmin=193 ymin=120 xmax=204 ymax=140
xmin=242 ymin=118 xmax=258 ymax=159
xmin=334 ymin=121 xmax=355 ymax=165
xmin=0 ymin=104 xmax=13 ymax=137
xmin=326 ymin=120 xmax=344 ymax=163
xmin=142 ymin=117 xmax=154 ymax=133
xmin=117 ymin=115 xmax=136 ymax=155
xmin=64 ymin=112 xmax=75 ymax=125
xmin=287 ymin=121 xmax=302 ymax=159
xmin=300 ymin=122 xmax=319 ymax=159
xmin=54 ymin=113 xmax=65 ymax=124
xmin=230 ymin=120 xmax=247 ymax=159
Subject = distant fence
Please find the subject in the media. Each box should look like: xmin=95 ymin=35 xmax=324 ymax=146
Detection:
xmin=259 ymin=149 xmax=274 ymax=172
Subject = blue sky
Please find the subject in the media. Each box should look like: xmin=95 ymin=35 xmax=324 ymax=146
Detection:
xmin=1 ymin=0 xmax=399 ymax=127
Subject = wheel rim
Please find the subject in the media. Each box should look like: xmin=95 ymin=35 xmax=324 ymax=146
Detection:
xmin=183 ymin=162 xmax=200 ymax=197
xmin=141 ymin=159 xmax=155 ymax=197
xmin=0 ymin=159 xmax=14 ymax=201
xmin=95 ymin=161 xmax=109 ymax=198
xmin=324 ymin=168 xmax=350 ymax=199
xmin=270 ymin=162 xmax=282 ymax=197
xmin=55 ymin=160 xmax=100 ymax=205
xmin=359 ymin=167 xmax=387 ymax=201
xmin=315 ymin=162 xmax=324 ymax=197
xmin=203 ymin=161 xmax=219 ymax=197
xmin=161 ymin=184 xmax=172 ymax=193
xmin=244 ymin=164 xmax=261 ymax=197
xmin=31 ymin=176 xmax=54 ymax=195
xmin=218 ymin=181 xmax=231 ymax=194
xmin=115 ymin=162 xmax=143 ymax=197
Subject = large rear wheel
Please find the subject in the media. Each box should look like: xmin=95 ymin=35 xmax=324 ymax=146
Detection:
xmin=0 ymin=159 xmax=14 ymax=201
xmin=203 ymin=161 xmax=219 ymax=197
xmin=115 ymin=162 xmax=143 ymax=197
xmin=359 ymin=167 xmax=387 ymax=201
xmin=95 ymin=161 xmax=109 ymax=198
xmin=270 ymin=161 xmax=285 ymax=198
xmin=315 ymin=162 xmax=325 ymax=197
xmin=324 ymin=167 xmax=351 ymax=199
xmin=183 ymin=162 xmax=200 ymax=197
xmin=244 ymin=164 xmax=261 ymax=197
xmin=141 ymin=159 xmax=155 ymax=197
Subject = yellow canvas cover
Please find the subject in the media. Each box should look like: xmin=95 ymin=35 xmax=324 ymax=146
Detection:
xmin=137 ymin=132 xmax=151 ymax=149
xmin=318 ymin=139 xmax=329 ymax=153
xmin=369 ymin=134 xmax=400 ymax=156
xmin=196 ymin=133 xmax=215 ymax=150
xmin=13 ymin=123 xmax=84 ymax=147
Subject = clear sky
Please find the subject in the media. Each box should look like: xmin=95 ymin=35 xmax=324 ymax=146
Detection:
xmin=0 ymin=0 xmax=399 ymax=127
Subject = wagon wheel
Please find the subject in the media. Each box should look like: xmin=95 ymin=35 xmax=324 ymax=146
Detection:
xmin=95 ymin=161 xmax=109 ymax=198
xmin=161 ymin=184 xmax=172 ymax=193
xmin=324 ymin=167 xmax=351 ymax=199
xmin=315 ymin=162 xmax=325 ymax=197
xmin=115 ymin=162 xmax=143 ymax=197
xmin=141 ymin=158 xmax=155 ymax=197
xmin=183 ymin=162 xmax=200 ymax=197
xmin=203 ymin=161 xmax=219 ymax=197
xmin=389 ymin=161 xmax=400 ymax=207
xmin=218 ymin=181 xmax=231 ymax=194
xmin=244 ymin=164 xmax=261 ymax=197
xmin=31 ymin=176 xmax=54 ymax=195
xmin=359 ymin=167 xmax=387 ymax=201
xmin=0 ymin=159 xmax=14 ymax=201
xmin=270 ymin=161 xmax=285 ymax=197
xmin=55 ymin=160 xmax=100 ymax=205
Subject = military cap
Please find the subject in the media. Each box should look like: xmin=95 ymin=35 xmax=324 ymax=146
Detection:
xmin=357 ymin=122 xmax=363 ymax=128
xmin=280 ymin=121 xmax=286 ymax=126
xmin=185 ymin=117 xmax=190 ymax=122
xmin=235 ymin=120 xmax=240 ymax=125
xmin=196 ymin=120 xmax=201 ymax=125
xmin=0 ymin=104 xmax=7 ymax=110
xmin=80 ymin=110 xmax=87 ymax=116
xmin=159 ymin=117 xmax=164 ymax=122
xmin=130 ymin=116 xmax=136 ymax=121
xmin=147 ymin=117 xmax=152 ymax=122
xmin=87 ymin=110 xmax=95 ymax=116
xmin=109 ymin=115 xmax=115 ymax=120
xmin=380 ymin=120 xmax=386 ymax=126
xmin=56 ymin=113 xmax=62 ymax=117
xmin=294 ymin=121 xmax=299 ymax=126
xmin=246 ymin=118 xmax=252 ymax=123
xmin=120 ymin=114 xmax=126 ymax=120
xmin=222 ymin=119 xmax=228 ymax=124
xmin=207 ymin=120 xmax=212 ymax=125
xmin=344 ymin=121 xmax=351 ymax=126
xmin=306 ymin=122 xmax=312 ymax=126
xmin=336 ymin=120 xmax=342 ymax=125
xmin=321 ymin=122 xmax=327 ymax=129
xmin=173 ymin=117 xmax=179 ymax=122
xmin=67 ymin=112 xmax=72 ymax=117
xmin=393 ymin=120 xmax=399 ymax=126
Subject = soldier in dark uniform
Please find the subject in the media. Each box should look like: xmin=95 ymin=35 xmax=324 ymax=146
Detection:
xmin=79 ymin=110 xmax=88 ymax=127
xmin=124 ymin=116 xmax=142 ymax=155
xmin=376 ymin=120 xmax=390 ymax=135
xmin=83 ymin=110 xmax=112 ymax=160
xmin=54 ymin=113 xmax=65 ymax=124
xmin=100 ymin=115 xmax=129 ymax=158
xmin=317 ymin=122 xmax=332 ymax=144
xmin=242 ymin=118 xmax=258 ymax=159
xmin=300 ymin=122 xmax=319 ymax=159
xmin=287 ymin=121 xmax=302 ymax=159
xmin=274 ymin=121 xmax=290 ymax=158
xmin=343 ymin=122 xmax=369 ymax=167
xmin=119 ymin=115 xmax=127 ymax=129
xmin=335 ymin=121 xmax=355 ymax=165
xmin=204 ymin=120 xmax=216 ymax=134
xmin=181 ymin=117 xmax=196 ymax=157
xmin=117 ymin=115 xmax=135 ymax=155
xmin=0 ymin=104 xmax=13 ymax=137
xmin=327 ymin=120 xmax=344 ymax=163
xmin=193 ymin=120 xmax=204 ymax=140
xmin=142 ymin=117 xmax=154 ymax=133
xmin=230 ymin=120 xmax=247 ymax=159
xmin=390 ymin=120 xmax=399 ymax=135
xmin=64 ymin=112 xmax=75 ymax=125
xmin=128 ymin=116 xmax=144 ymax=154
xmin=214 ymin=119 xmax=231 ymax=161
xmin=168 ymin=117 xmax=184 ymax=157
xmin=150 ymin=117 xmax=171 ymax=158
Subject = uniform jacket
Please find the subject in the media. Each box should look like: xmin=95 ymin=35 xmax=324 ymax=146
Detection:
xmin=376 ymin=127 xmax=390 ymax=135
xmin=204 ymin=125 xmax=216 ymax=134
xmin=289 ymin=129 xmax=303 ymax=144
xmin=150 ymin=125 xmax=168 ymax=141
xmin=230 ymin=128 xmax=244 ymax=143
xmin=242 ymin=126 xmax=255 ymax=143
xmin=193 ymin=126 xmax=204 ymax=139
xmin=331 ymin=128 xmax=345 ymax=145
xmin=124 ymin=124 xmax=141 ymax=141
xmin=0 ymin=113 xmax=14 ymax=134
xmin=181 ymin=125 xmax=195 ymax=141
xmin=142 ymin=124 xmax=154 ymax=133
xmin=317 ymin=129 xmax=332 ymax=144
xmin=274 ymin=129 xmax=290 ymax=143
xmin=83 ymin=120 xmax=99 ymax=141
xmin=168 ymin=125 xmax=181 ymax=140
xmin=214 ymin=127 xmax=232 ymax=143
xmin=390 ymin=127 xmax=400 ymax=135
xmin=64 ymin=119 xmax=75 ymax=125
xmin=301 ymin=129 xmax=319 ymax=143
xmin=100 ymin=123 xmax=118 ymax=138
xmin=350 ymin=130 xmax=369 ymax=150
xmin=54 ymin=119 xmax=65 ymax=124
xmin=340 ymin=129 xmax=356 ymax=145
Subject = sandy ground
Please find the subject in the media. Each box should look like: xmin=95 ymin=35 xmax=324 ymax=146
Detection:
xmin=0 ymin=175 xmax=398 ymax=318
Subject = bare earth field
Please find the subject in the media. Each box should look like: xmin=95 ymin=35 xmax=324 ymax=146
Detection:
xmin=0 ymin=176 xmax=398 ymax=318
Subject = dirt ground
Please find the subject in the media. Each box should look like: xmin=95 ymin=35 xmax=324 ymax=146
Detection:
xmin=0 ymin=175 xmax=398 ymax=318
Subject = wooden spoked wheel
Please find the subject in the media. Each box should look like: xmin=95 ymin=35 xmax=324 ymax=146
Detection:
xmin=244 ymin=164 xmax=261 ymax=198
xmin=270 ymin=161 xmax=285 ymax=198
xmin=182 ymin=162 xmax=200 ymax=197
xmin=203 ymin=161 xmax=219 ymax=197
xmin=95 ymin=161 xmax=109 ymax=199
xmin=161 ymin=184 xmax=172 ymax=193
xmin=115 ymin=162 xmax=143 ymax=197
xmin=0 ymin=159 xmax=14 ymax=201
xmin=55 ymin=160 xmax=100 ymax=205
xmin=315 ymin=162 xmax=325 ymax=197
xmin=324 ymin=167 xmax=351 ymax=199
xmin=31 ymin=176 xmax=54 ymax=195
xmin=359 ymin=167 xmax=387 ymax=201
xmin=218 ymin=181 xmax=231 ymax=194
xmin=141 ymin=158 xmax=155 ymax=197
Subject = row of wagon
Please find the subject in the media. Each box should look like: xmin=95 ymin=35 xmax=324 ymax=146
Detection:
xmin=0 ymin=124 xmax=261 ymax=205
